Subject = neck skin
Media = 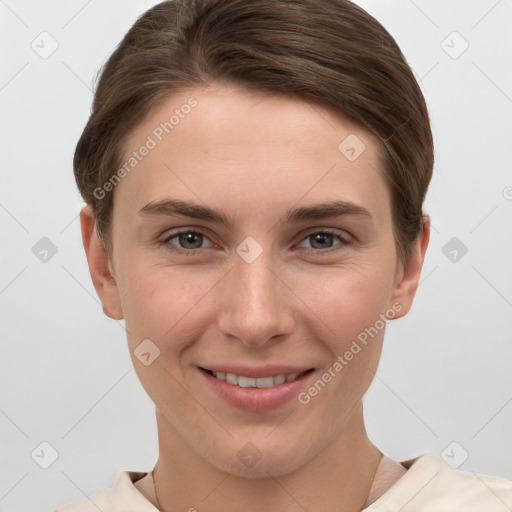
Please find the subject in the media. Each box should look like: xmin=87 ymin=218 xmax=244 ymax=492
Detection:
xmin=152 ymin=402 xmax=394 ymax=512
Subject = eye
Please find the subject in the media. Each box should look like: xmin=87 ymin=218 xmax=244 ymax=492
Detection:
xmin=159 ymin=228 xmax=351 ymax=256
xmin=297 ymin=230 xmax=351 ymax=252
xmin=159 ymin=229 xmax=214 ymax=254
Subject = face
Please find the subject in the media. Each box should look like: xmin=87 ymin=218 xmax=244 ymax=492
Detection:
xmin=82 ymin=82 xmax=428 ymax=478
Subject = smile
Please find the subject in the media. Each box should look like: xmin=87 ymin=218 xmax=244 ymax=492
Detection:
xmin=202 ymin=369 xmax=308 ymax=388
xmin=198 ymin=366 xmax=315 ymax=412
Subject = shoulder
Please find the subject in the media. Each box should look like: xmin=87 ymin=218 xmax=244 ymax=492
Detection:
xmin=54 ymin=486 xmax=112 ymax=512
xmin=54 ymin=471 xmax=154 ymax=512
xmin=366 ymin=453 xmax=512 ymax=511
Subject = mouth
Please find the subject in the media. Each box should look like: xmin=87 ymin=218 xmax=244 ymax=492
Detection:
xmin=199 ymin=367 xmax=315 ymax=388
xmin=197 ymin=364 xmax=317 ymax=412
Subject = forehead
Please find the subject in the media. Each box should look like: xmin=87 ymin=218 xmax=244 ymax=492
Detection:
xmin=115 ymin=82 xmax=390 ymax=224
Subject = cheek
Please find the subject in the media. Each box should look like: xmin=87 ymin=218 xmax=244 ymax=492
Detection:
xmin=117 ymin=265 xmax=213 ymax=412
xmin=292 ymin=262 xmax=396 ymax=346
xmin=118 ymin=252 xmax=397 ymax=351
xmin=118 ymin=262 xmax=218 ymax=352
xmin=293 ymin=267 xmax=393 ymax=414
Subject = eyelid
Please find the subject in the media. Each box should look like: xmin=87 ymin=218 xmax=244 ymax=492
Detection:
xmin=295 ymin=228 xmax=352 ymax=251
xmin=300 ymin=227 xmax=352 ymax=241
xmin=159 ymin=227 xmax=213 ymax=248
xmin=158 ymin=226 xmax=354 ymax=257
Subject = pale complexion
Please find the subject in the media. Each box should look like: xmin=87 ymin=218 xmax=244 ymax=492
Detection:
xmin=81 ymin=83 xmax=429 ymax=511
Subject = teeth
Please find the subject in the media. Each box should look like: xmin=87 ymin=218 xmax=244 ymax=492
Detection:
xmin=274 ymin=374 xmax=286 ymax=385
xmin=225 ymin=373 xmax=238 ymax=385
xmin=256 ymin=376 xmax=274 ymax=388
xmin=211 ymin=370 xmax=304 ymax=388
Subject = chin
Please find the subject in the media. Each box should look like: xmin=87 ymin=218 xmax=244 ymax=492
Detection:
xmin=200 ymin=430 xmax=318 ymax=478
xmin=209 ymin=451 xmax=307 ymax=479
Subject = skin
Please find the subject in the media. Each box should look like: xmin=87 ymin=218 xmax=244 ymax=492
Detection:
xmin=81 ymin=82 xmax=429 ymax=511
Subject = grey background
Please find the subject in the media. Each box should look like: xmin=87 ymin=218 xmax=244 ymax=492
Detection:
xmin=1 ymin=1 xmax=511 ymax=511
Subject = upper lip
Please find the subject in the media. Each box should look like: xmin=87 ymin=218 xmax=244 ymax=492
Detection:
xmin=199 ymin=365 xmax=314 ymax=378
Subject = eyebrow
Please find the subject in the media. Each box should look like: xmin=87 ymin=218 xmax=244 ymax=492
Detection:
xmin=138 ymin=198 xmax=373 ymax=226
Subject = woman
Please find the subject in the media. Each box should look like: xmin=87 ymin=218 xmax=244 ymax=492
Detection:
xmin=57 ymin=0 xmax=512 ymax=510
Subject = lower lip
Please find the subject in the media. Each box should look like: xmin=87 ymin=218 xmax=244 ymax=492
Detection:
xmin=199 ymin=368 xmax=315 ymax=412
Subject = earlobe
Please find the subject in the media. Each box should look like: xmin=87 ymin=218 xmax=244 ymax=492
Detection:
xmin=80 ymin=205 xmax=124 ymax=320
xmin=390 ymin=216 xmax=430 ymax=319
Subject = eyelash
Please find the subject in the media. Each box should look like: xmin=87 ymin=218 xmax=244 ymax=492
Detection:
xmin=158 ymin=228 xmax=352 ymax=257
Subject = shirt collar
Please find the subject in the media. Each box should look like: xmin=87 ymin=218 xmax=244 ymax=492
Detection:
xmin=111 ymin=470 xmax=159 ymax=511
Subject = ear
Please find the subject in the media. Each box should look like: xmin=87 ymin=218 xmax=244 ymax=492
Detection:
xmin=80 ymin=205 xmax=124 ymax=320
xmin=390 ymin=216 xmax=430 ymax=319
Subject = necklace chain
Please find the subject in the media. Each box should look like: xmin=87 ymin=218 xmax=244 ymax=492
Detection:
xmin=153 ymin=466 xmax=161 ymax=510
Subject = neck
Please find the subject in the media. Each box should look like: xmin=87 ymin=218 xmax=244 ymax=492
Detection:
xmin=152 ymin=402 xmax=384 ymax=512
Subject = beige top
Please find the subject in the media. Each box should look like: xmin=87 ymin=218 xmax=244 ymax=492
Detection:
xmin=55 ymin=453 xmax=512 ymax=511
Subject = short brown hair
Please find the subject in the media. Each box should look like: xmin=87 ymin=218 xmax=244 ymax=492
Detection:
xmin=74 ymin=0 xmax=433 ymax=262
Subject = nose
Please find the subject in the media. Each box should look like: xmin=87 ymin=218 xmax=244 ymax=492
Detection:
xmin=216 ymin=247 xmax=296 ymax=349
